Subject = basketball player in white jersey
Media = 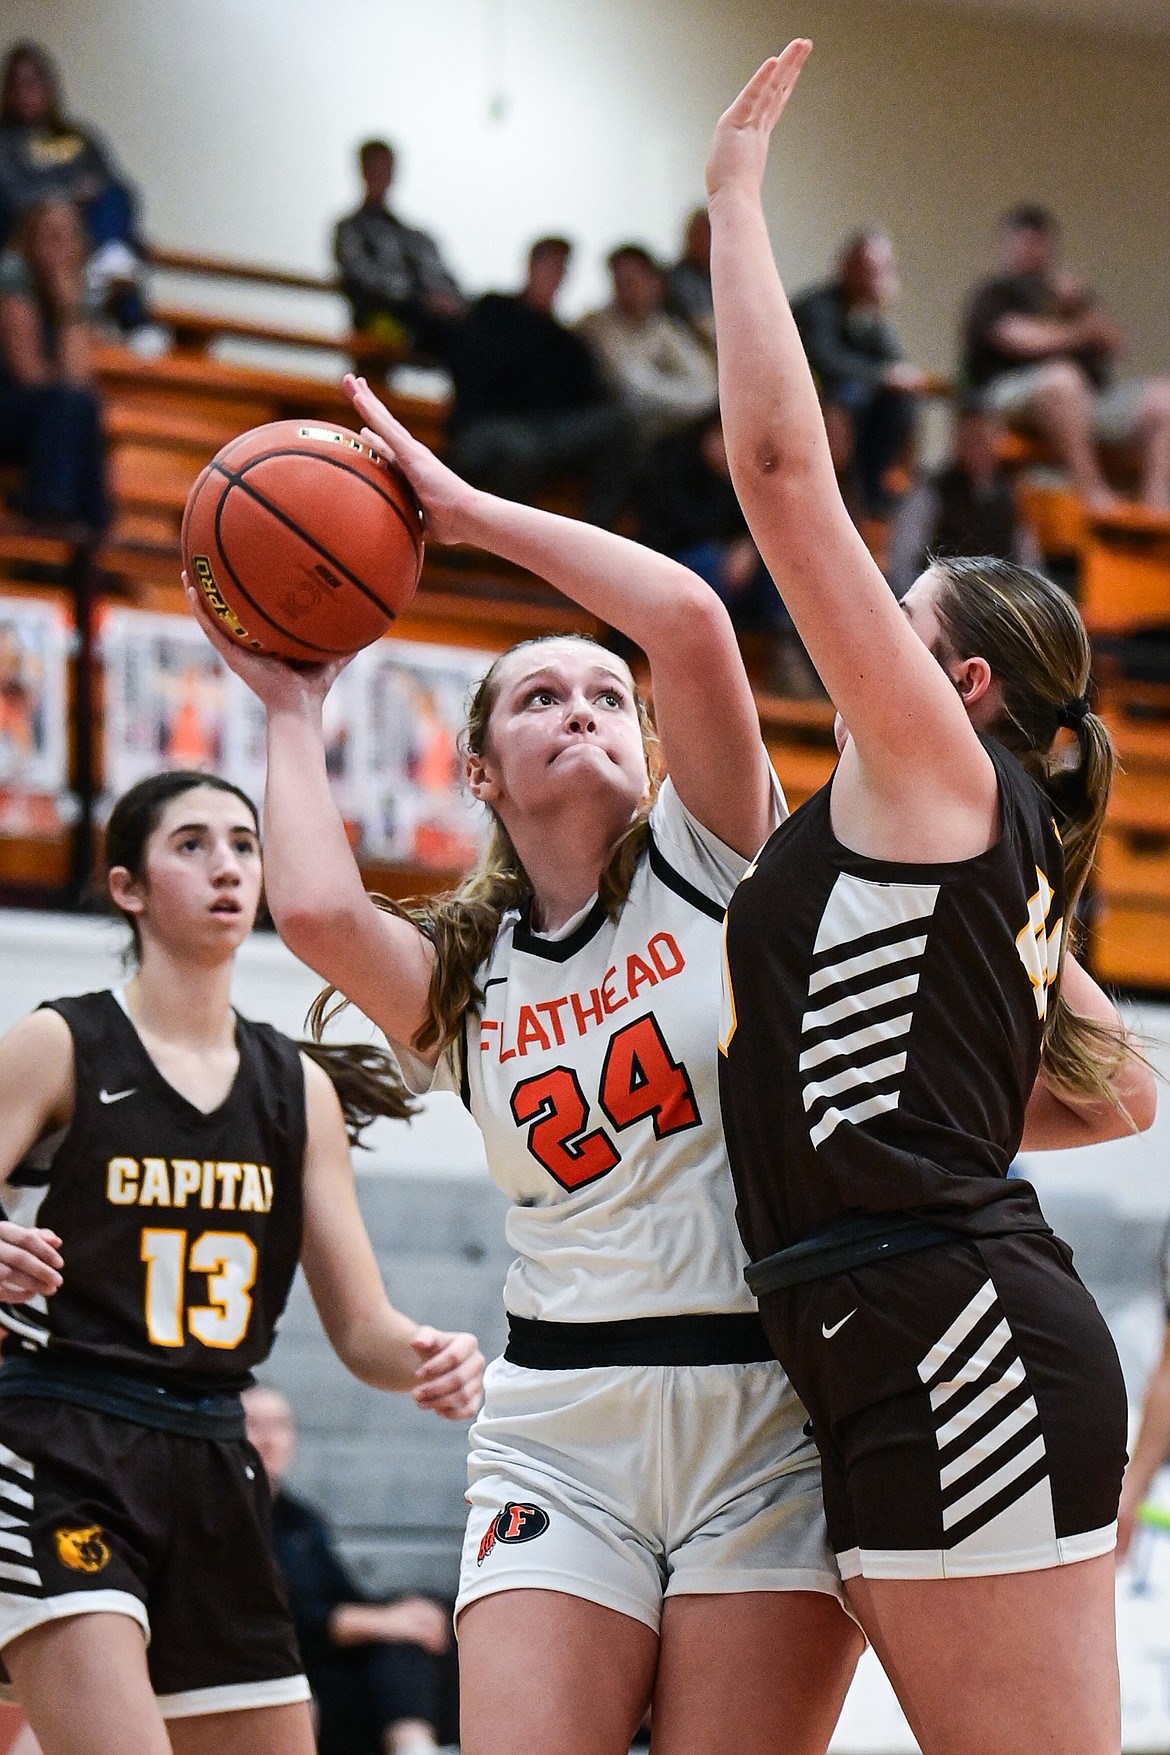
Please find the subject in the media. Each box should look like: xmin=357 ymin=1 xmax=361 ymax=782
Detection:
xmin=188 ymin=373 xmax=866 ymax=1755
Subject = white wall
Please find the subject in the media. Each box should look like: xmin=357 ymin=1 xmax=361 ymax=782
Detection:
xmin=6 ymin=0 xmax=1169 ymax=376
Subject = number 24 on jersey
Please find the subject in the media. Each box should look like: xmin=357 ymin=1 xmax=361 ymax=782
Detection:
xmin=509 ymin=1013 xmax=700 ymax=1192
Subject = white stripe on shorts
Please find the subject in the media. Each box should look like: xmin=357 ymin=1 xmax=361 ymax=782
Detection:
xmin=155 ymin=1674 xmax=311 ymax=1720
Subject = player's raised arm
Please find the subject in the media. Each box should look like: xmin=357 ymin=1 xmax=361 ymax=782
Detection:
xmin=347 ymin=375 xmax=776 ymax=859
xmin=184 ymin=580 xmax=438 ymax=1058
xmin=706 ymin=46 xmax=993 ymax=817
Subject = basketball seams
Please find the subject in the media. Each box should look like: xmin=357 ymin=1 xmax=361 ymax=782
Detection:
xmin=183 ymin=420 xmax=424 ymax=662
xmin=214 ymin=447 xmax=424 ymax=569
xmin=207 ymin=457 xmax=420 ymax=614
xmin=215 ymin=429 xmax=424 ymax=549
xmin=209 ymin=485 xmax=353 ymax=660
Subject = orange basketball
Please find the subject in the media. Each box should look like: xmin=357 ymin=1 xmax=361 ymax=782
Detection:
xmin=181 ymin=419 xmax=424 ymax=662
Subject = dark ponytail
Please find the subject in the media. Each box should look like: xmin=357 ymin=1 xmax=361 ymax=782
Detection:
xmin=931 ymin=556 xmax=1130 ymax=1110
xmin=298 ymin=1038 xmax=417 ymax=1141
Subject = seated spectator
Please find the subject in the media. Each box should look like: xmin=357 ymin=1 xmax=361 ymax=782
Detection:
xmin=0 ymin=41 xmax=152 ymax=336
xmin=577 ymin=243 xmax=717 ymax=445
xmin=885 ymin=403 xmax=1042 ymax=597
xmin=244 ymin=1385 xmax=455 ymax=1755
xmin=636 ymin=413 xmax=821 ymax=697
xmin=665 ymin=206 xmax=714 ymax=345
xmin=792 ymin=230 xmax=928 ymax=517
xmin=0 ymin=198 xmax=109 ymax=531
xmin=334 ymin=140 xmax=466 ymax=365
xmin=447 ymin=235 xmax=635 ymax=527
xmin=963 ymin=204 xmax=1170 ymax=510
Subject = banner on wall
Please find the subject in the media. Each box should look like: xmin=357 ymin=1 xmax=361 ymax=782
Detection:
xmin=0 ymin=593 xmax=74 ymax=838
xmin=347 ymin=637 xmax=491 ymax=870
xmin=98 ymin=611 xmax=492 ymax=869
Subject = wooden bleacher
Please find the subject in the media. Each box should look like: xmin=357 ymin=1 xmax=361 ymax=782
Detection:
xmin=1090 ymin=676 xmax=1170 ymax=989
xmin=5 ymin=243 xmax=1170 ymax=991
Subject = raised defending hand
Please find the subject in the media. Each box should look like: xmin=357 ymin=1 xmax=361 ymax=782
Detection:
xmin=409 ymin=1325 xmax=485 ymax=1421
xmin=706 ymin=39 xmax=812 ymax=201
xmin=182 ymin=572 xmax=353 ymax=712
xmin=344 ymin=373 xmax=483 ymax=548
xmin=0 ymin=1222 xmax=63 ymax=1302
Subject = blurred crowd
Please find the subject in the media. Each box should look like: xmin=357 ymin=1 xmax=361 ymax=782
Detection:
xmin=2 ymin=36 xmax=1170 ymax=691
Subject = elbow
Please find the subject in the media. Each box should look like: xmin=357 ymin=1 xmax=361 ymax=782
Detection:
xmin=269 ymin=895 xmax=357 ymax=974
xmin=1125 ymin=1065 xmax=1158 ymax=1136
xmin=730 ymin=431 xmax=823 ymax=507
xmin=656 ymin=568 xmax=736 ymax=654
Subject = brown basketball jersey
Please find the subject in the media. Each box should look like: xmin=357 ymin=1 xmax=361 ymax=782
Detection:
xmin=1 ymin=991 xmax=307 ymax=1392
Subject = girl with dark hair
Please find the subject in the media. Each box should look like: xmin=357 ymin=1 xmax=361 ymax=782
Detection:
xmin=189 ymin=372 xmax=865 ymax=1755
xmin=0 ymin=42 xmax=150 ymax=334
xmin=707 ymin=45 xmax=1155 ymax=1755
xmin=0 ymin=768 xmax=483 ymax=1755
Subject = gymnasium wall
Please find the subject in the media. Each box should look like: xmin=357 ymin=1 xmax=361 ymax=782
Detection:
xmin=6 ymin=0 xmax=1169 ymax=378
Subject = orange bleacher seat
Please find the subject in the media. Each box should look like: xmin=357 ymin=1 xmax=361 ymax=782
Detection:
xmin=1080 ymin=507 xmax=1170 ymax=637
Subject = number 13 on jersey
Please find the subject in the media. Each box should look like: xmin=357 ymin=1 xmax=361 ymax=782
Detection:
xmin=141 ymin=1229 xmax=257 ymax=1349
xmin=509 ymin=1012 xmax=700 ymax=1192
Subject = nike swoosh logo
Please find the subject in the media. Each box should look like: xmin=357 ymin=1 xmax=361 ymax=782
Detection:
xmin=99 ymin=1088 xmax=136 ymax=1105
xmin=821 ymin=1309 xmax=857 ymax=1340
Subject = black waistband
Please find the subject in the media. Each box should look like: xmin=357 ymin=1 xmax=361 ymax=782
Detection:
xmin=0 ymin=1356 xmax=246 ymax=1441
xmin=504 ymin=1312 xmax=773 ymax=1369
xmin=745 ymin=1215 xmax=960 ymax=1296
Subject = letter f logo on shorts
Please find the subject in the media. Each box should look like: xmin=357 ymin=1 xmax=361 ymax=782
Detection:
xmin=476 ymin=1501 xmax=551 ymax=1566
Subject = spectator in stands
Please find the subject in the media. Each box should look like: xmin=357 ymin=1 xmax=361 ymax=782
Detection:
xmin=963 ymin=205 xmax=1170 ymax=511
xmin=636 ymin=413 xmax=821 ymax=696
xmin=666 ymin=205 xmax=714 ymax=345
xmin=0 ymin=41 xmax=151 ymax=336
xmin=885 ymin=402 xmax=1043 ymax=598
xmin=577 ymin=242 xmax=717 ymax=445
xmin=334 ymin=140 xmax=466 ymax=366
xmin=244 ymin=1384 xmax=455 ymax=1755
xmin=792 ymin=230 xmax=928 ymax=517
xmin=447 ymin=235 xmax=635 ymax=527
xmin=0 ymin=197 xmax=109 ymax=531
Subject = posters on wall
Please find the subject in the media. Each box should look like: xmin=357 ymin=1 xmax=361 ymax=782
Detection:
xmin=0 ymin=593 xmax=74 ymax=838
xmin=99 ymin=609 xmax=491 ymax=870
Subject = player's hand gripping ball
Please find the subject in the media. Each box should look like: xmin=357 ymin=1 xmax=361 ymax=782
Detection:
xmin=181 ymin=419 xmax=424 ymax=661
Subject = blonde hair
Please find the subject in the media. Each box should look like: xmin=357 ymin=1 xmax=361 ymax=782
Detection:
xmin=309 ymin=636 xmax=659 ymax=1054
xmin=930 ymin=556 xmax=1127 ymax=1109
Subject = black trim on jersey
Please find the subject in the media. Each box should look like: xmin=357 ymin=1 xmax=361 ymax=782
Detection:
xmin=647 ymin=832 xmax=725 ymax=923
xmin=512 ymin=896 xmax=609 ymax=962
xmin=505 ymin=1311 xmax=772 ymax=1368
xmin=0 ymin=1356 xmax=246 ymax=1440
xmin=458 ymin=1015 xmax=471 ymax=1111
xmin=5 ymin=1165 xmax=48 ymax=1189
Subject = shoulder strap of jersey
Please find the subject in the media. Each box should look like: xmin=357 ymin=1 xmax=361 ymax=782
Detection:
xmin=38 ymin=991 xmax=121 ymax=1067
xmin=234 ymin=1014 xmax=309 ymax=1153
xmin=646 ymin=825 xmax=727 ymax=923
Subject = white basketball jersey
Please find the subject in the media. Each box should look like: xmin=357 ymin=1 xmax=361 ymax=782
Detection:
xmin=428 ymin=779 xmax=778 ymax=1323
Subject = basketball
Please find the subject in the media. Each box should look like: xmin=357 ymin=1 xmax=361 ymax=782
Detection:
xmin=181 ymin=419 xmax=425 ymax=662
